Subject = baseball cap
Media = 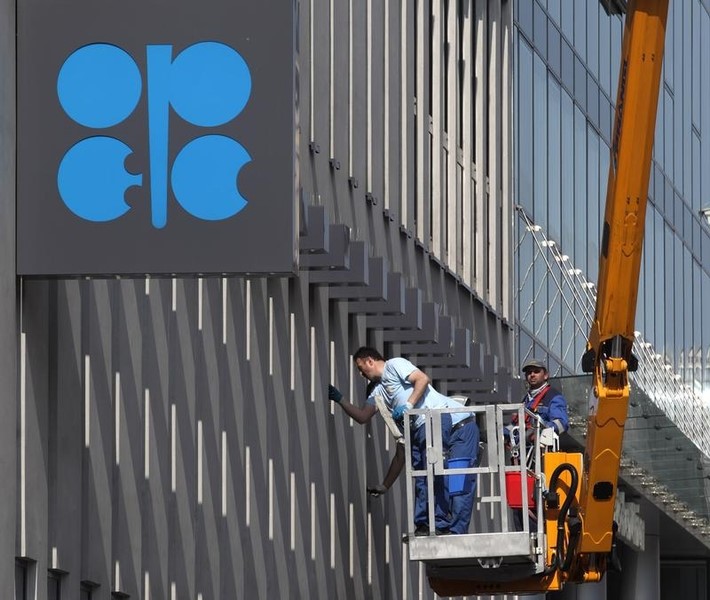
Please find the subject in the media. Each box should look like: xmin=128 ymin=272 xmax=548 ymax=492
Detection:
xmin=521 ymin=358 xmax=547 ymax=372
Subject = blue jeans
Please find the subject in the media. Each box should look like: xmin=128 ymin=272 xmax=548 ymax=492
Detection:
xmin=411 ymin=413 xmax=452 ymax=531
xmin=447 ymin=419 xmax=480 ymax=534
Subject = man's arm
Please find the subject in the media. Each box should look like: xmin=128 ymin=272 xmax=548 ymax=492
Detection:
xmin=339 ymin=399 xmax=378 ymax=424
xmin=368 ymin=443 xmax=405 ymax=496
xmin=382 ymin=442 xmax=405 ymax=488
xmin=547 ymin=393 xmax=569 ymax=434
xmin=328 ymin=384 xmax=378 ymax=424
xmin=404 ymin=368 xmax=430 ymax=409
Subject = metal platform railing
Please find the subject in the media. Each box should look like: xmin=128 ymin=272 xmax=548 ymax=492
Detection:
xmin=402 ymin=404 xmax=554 ymax=582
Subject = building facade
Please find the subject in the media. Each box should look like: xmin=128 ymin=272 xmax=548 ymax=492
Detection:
xmin=4 ymin=0 xmax=709 ymax=599
xmin=4 ymin=0 xmax=515 ymax=599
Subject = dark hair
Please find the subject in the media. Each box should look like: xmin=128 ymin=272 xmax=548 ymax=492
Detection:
xmin=353 ymin=346 xmax=385 ymax=362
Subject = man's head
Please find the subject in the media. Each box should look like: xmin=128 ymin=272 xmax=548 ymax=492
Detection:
xmin=353 ymin=346 xmax=386 ymax=381
xmin=522 ymin=358 xmax=549 ymax=390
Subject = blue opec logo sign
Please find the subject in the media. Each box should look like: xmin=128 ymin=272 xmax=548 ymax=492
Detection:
xmin=57 ymin=41 xmax=252 ymax=228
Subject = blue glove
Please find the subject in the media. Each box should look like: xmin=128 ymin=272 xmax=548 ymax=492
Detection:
xmin=328 ymin=384 xmax=343 ymax=403
xmin=392 ymin=403 xmax=411 ymax=421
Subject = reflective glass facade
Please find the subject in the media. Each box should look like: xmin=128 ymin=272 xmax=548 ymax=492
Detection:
xmin=515 ymin=1 xmax=710 ymax=402
xmin=513 ymin=0 xmax=710 ymax=548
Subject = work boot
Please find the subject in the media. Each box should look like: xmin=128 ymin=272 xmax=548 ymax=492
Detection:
xmin=414 ymin=524 xmax=429 ymax=536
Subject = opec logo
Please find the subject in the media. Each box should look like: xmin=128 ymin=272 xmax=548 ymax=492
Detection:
xmin=57 ymin=42 xmax=252 ymax=228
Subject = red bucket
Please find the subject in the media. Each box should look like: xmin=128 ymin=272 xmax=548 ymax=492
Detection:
xmin=505 ymin=472 xmax=536 ymax=508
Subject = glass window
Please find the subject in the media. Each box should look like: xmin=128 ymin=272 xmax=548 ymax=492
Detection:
xmin=654 ymin=209 xmax=665 ymax=352
xmin=514 ymin=45 xmax=520 ymax=205
xmin=688 ymin=221 xmax=698 ymax=272
xmin=654 ymin=86 xmax=664 ymax=167
xmin=548 ymin=22 xmax=561 ymax=78
xmin=518 ymin=36 xmax=534 ymax=213
xmin=692 ymin=0 xmax=701 ymax=129
xmin=561 ymin=90 xmax=575 ymax=257
xmin=534 ymin=1 xmax=547 ymax=58
xmin=674 ymin=192 xmax=684 ymax=236
xmin=665 ymin=225 xmax=675 ymax=362
xmin=586 ymin=0 xmax=599 ymax=80
xmin=600 ymin=140 xmax=610 ymax=245
xmin=651 ymin=174 xmax=659 ymax=207
xmin=673 ymin=0 xmax=684 ymax=99
xmin=517 ymin=0 xmax=534 ymax=40
xmin=561 ymin=293 xmax=574 ymax=369
xmin=654 ymin=165 xmax=664 ymax=212
xmin=665 ymin=1 xmax=674 ymax=89
xmin=575 ymin=56 xmax=587 ymax=112
xmin=703 ymin=271 xmax=710 ymax=391
xmin=674 ymin=236 xmax=685 ymax=367
xmin=600 ymin=95 xmax=612 ymax=144
xmin=599 ymin=6 xmax=611 ymax=97
xmin=610 ymin=16 xmax=622 ymax=102
xmin=664 ymin=89 xmax=674 ymax=182
xmin=587 ymin=127 xmax=600 ymax=283
xmin=533 ymin=247 xmax=548 ymax=339
xmin=518 ymin=328 xmax=535 ymax=369
xmin=547 ymin=0 xmax=560 ymax=26
xmin=665 ymin=177 xmax=674 ymax=224
xmin=587 ymin=73 xmax=599 ymax=130
xmin=637 ymin=251 xmax=645 ymax=337
xmin=548 ymin=76 xmax=561 ymax=243
xmin=690 ymin=130 xmax=710 ymax=213
xmin=573 ymin=0 xmax=586 ymax=62
xmin=549 ymin=275 xmax=563 ymax=363
xmin=561 ymin=39 xmax=574 ymax=93
xmin=683 ymin=247 xmax=693 ymax=375
xmin=518 ymin=235 xmax=535 ymax=333
xmin=702 ymin=12 xmax=710 ymax=205
xmin=533 ymin=53 xmax=548 ymax=222
xmin=674 ymin=94 xmax=685 ymax=197
xmin=574 ymin=106 xmax=587 ymax=271
xmin=560 ymin=0 xmax=574 ymax=43
xmin=692 ymin=261 xmax=703 ymax=382
xmin=642 ymin=206 xmax=656 ymax=336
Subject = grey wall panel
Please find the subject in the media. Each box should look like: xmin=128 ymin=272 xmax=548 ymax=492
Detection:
xmin=0 ymin=2 xmax=15 ymax=597
xmin=113 ymin=280 xmax=143 ymax=598
xmin=20 ymin=268 xmax=481 ymax=598
xmin=52 ymin=281 xmax=83 ymax=592
xmin=195 ymin=278 xmax=222 ymax=600
xmin=143 ymin=278 xmax=171 ymax=600
xmin=83 ymin=280 xmax=114 ymax=590
xmin=331 ymin=0 xmax=349 ymax=188
xmin=350 ymin=0 xmax=368 ymax=207
xmin=284 ymin=276 xmax=321 ymax=600
xmin=171 ymin=279 xmax=198 ymax=598
xmin=21 ymin=280 xmax=50 ymax=594
xmin=223 ymin=278 xmax=252 ymax=599
xmin=369 ymin=0 xmax=385 ymax=204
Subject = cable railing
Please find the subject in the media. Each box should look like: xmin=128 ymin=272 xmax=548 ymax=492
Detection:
xmin=515 ymin=205 xmax=710 ymax=456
